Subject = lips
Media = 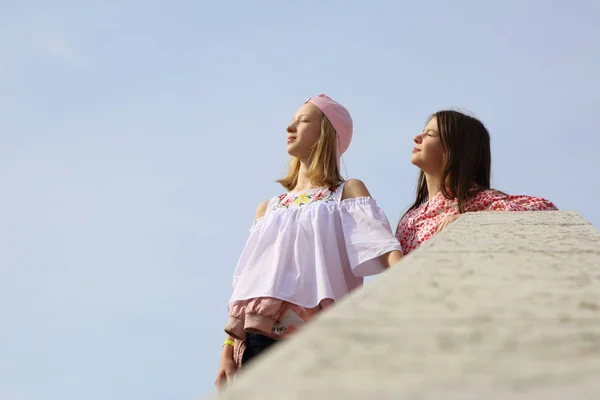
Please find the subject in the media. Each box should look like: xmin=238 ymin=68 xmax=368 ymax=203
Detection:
xmin=287 ymin=137 xmax=296 ymax=143
xmin=412 ymin=147 xmax=421 ymax=153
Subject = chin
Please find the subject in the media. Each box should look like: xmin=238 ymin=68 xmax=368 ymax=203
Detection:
xmin=286 ymin=145 xmax=298 ymax=157
xmin=410 ymin=154 xmax=421 ymax=167
xmin=286 ymin=144 xmax=306 ymax=158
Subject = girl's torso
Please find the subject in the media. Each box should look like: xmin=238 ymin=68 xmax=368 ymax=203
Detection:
xmin=396 ymin=188 xmax=558 ymax=255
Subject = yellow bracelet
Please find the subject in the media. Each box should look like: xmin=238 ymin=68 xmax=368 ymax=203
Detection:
xmin=223 ymin=339 xmax=235 ymax=348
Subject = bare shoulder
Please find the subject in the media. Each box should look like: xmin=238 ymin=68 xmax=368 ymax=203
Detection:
xmin=341 ymin=178 xmax=372 ymax=200
xmin=255 ymin=199 xmax=270 ymax=219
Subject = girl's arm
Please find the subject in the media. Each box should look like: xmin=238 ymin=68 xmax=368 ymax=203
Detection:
xmin=215 ymin=334 xmax=236 ymax=388
xmin=379 ymin=249 xmax=403 ymax=268
xmin=254 ymin=199 xmax=269 ymax=219
xmin=215 ymin=200 xmax=270 ymax=388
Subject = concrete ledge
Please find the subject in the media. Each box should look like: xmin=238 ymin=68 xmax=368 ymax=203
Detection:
xmin=211 ymin=211 xmax=600 ymax=400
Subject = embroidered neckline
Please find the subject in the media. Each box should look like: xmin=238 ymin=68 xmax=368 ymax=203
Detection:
xmin=273 ymin=185 xmax=340 ymax=210
xmin=287 ymin=186 xmax=330 ymax=196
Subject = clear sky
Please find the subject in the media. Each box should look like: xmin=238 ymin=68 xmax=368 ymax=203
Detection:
xmin=1 ymin=1 xmax=599 ymax=399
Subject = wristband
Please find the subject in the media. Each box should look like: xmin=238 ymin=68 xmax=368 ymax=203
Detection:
xmin=223 ymin=339 xmax=235 ymax=348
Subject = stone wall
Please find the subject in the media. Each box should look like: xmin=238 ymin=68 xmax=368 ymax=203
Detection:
xmin=211 ymin=211 xmax=600 ymax=400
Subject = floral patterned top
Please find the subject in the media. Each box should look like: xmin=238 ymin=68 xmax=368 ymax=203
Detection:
xmin=395 ymin=188 xmax=558 ymax=255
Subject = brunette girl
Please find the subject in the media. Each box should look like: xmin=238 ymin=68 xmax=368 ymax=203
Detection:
xmin=397 ymin=110 xmax=557 ymax=254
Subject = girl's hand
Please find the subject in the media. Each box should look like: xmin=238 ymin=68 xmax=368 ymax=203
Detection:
xmin=214 ymin=356 xmax=236 ymax=389
xmin=436 ymin=214 xmax=460 ymax=233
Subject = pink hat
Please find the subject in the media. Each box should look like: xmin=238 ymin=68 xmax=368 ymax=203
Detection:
xmin=306 ymin=94 xmax=353 ymax=168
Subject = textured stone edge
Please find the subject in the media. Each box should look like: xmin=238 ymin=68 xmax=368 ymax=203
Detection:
xmin=208 ymin=211 xmax=600 ymax=400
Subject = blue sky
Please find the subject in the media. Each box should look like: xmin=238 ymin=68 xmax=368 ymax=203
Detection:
xmin=1 ymin=1 xmax=599 ymax=399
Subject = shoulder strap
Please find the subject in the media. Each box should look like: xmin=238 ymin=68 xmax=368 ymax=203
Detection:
xmin=333 ymin=182 xmax=346 ymax=202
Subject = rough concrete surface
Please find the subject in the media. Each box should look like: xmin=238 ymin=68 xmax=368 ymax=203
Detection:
xmin=209 ymin=211 xmax=600 ymax=400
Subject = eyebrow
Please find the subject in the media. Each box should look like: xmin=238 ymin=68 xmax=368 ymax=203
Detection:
xmin=293 ymin=114 xmax=311 ymax=121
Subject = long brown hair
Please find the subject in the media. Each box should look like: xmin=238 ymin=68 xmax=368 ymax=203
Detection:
xmin=404 ymin=110 xmax=491 ymax=216
xmin=276 ymin=114 xmax=344 ymax=191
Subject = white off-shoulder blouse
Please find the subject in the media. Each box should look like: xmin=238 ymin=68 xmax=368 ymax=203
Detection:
xmin=229 ymin=182 xmax=402 ymax=309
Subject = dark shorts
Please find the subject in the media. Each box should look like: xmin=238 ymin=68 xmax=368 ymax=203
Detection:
xmin=241 ymin=333 xmax=277 ymax=365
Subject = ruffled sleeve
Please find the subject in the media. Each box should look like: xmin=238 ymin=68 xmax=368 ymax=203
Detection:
xmin=339 ymin=197 xmax=402 ymax=277
xmin=466 ymin=190 xmax=558 ymax=212
xmin=231 ymin=218 xmax=264 ymax=290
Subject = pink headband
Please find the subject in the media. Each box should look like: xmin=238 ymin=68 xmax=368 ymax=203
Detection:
xmin=306 ymin=94 xmax=353 ymax=169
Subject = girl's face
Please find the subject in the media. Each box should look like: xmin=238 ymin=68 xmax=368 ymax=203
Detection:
xmin=411 ymin=116 xmax=445 ymax=174
xmin=286 ymin=103 xmax=322 ymax=159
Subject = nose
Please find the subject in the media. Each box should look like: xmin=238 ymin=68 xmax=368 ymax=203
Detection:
xmin=286 ymin=123 xmax=296 ymax=134
xmin=413 ymin=133 xmax=423 ymax=144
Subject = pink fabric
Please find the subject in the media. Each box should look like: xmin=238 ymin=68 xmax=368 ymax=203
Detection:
xmin=226 ymin=297 xmax=332 ymax=341
xmin=232 ymin=339 xmax=245 ymax=369
xmin=396 ymin=188 xmax=558 ymax=255
xmin=228 ymin=297 xmax=334 ymax=369
xmin=306 ymin=94 xmax=353 ymax=167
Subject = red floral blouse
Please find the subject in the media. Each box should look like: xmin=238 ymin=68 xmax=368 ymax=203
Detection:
xmin=395 ymin=188 xmax=558 ymax=255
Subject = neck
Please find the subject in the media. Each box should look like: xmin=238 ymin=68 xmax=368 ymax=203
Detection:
xmin=424 ymin=172 xmax=442 ymax=200
xmin=293 ymin=159 xmax=316 ymax=192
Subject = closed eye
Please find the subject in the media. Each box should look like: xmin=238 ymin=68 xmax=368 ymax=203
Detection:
xmin=424 ymin=129 xmax=438 ymax=137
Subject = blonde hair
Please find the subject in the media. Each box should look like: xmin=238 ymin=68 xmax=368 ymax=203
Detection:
xmin=276 ymin=114 xmax=344 ymax=191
